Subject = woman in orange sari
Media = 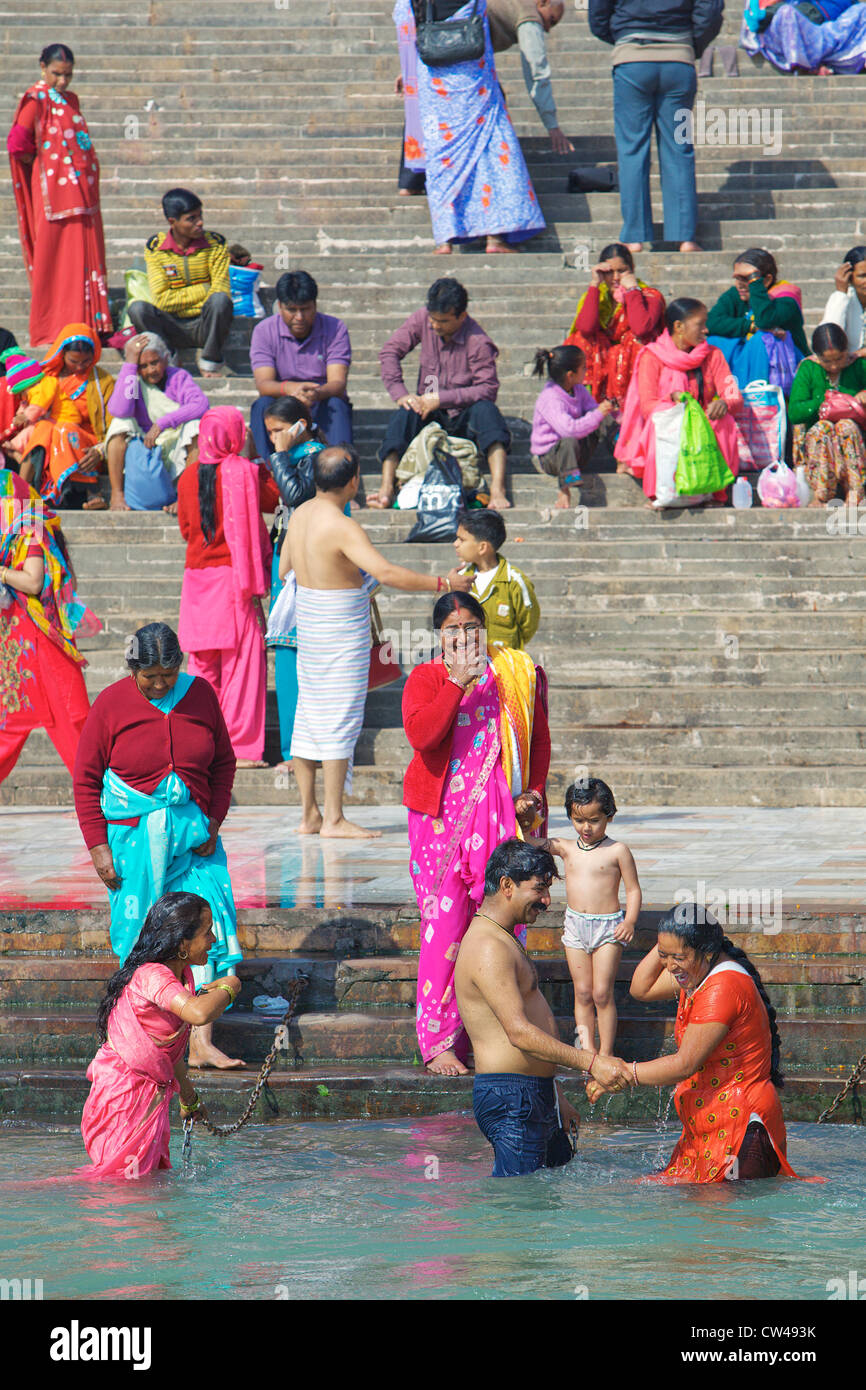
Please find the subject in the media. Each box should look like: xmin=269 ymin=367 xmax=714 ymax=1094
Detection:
xmin=7 ymin=43 xmax=112 ymax=347
xmin=564 ymin=243 xmax=664 ymax=412
xmin=19 ymin=322 xmax=114 ymax=508
xmin=604 ymin=903 xmax=798 ymax=1183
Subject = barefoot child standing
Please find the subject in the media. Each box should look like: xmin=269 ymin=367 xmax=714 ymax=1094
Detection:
xmin=527 ymin=777 xmax=641 ymax=1054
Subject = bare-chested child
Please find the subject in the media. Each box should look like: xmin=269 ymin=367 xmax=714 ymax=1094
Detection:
xmin=525 ymin=777 xmax=641 ymax=1056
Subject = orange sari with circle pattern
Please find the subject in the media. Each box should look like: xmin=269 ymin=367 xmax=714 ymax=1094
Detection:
xmin=661 ymin=962 xmax=797 ymax=1184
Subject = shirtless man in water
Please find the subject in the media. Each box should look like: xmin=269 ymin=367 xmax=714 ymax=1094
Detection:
xmin=280 ymin=446 xmax=468 ymax=838
xmin=455 ymin=838 xmax=633 ymax=1176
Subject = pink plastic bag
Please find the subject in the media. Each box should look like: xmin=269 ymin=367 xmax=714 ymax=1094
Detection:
xmin=757 ymin=461 xmax=799 ymax=509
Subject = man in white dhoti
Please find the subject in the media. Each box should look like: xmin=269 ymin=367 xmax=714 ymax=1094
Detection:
xmin=280 ymin=447 xmax=468 ymax=838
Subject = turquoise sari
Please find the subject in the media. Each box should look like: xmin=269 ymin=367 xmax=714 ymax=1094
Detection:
xmin=100 ymin=674 xmax=241 ymax=981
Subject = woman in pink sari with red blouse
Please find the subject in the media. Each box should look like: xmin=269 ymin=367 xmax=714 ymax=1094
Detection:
xmin=79 ymin=892 xmax=239 ymax=1180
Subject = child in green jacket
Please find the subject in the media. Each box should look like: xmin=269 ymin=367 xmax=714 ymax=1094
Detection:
xmin=452 ymin=508 xmax=540 ymax=651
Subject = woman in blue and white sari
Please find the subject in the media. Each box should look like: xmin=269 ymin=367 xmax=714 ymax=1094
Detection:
xmin=410 ymin=0 xmax=546 ymax=253
xmin=73 ymin=621 xmax=244 ymax=1069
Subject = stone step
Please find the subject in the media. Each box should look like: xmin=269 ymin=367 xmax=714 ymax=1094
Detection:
xmin=0 ymin=1002 xmax=858 ymax=1067
xmin=0 ymin=1061 xmax=850 ymax=1125
xmin=4 ymin=950 xmax=861 ymax=1012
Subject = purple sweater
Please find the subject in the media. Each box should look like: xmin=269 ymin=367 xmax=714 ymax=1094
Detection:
xmin=531 ymin=380 xmax=605 ymax=457
xmin=108 ymin=363 xmax=210 ymax=433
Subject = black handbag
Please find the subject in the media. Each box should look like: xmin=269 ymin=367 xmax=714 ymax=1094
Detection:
xmin=567 ymin=165 xmax=618 ymax=194
xmin=416 ymin=0 xmax=485 ymax=68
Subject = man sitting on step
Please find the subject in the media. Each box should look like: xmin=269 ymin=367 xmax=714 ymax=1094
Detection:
xmin=128 ymin=188 xmax=233 ymax=379
xmin=248 ymin=270 xmax=353 ymax=462
xmin=371 ymin=278 xmax=512 ymax=512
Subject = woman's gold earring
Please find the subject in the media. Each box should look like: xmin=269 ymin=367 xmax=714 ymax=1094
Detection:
xmin=178 ymin=948 xmax=189 ymax=960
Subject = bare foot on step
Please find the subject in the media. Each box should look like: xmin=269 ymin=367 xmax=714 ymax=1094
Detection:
xmin=298 ymin=811 xmax=324 ymax=835
xmin=426 ymin=1049 xmax=469 ymax=1076
xmin=488 ymin=492 xmax=511 ymax=510
xmin=320 ymin=818 xmax=382 ymax=839
xmin=555 ymin=487 xmax=571 ymax=509
xmin=188 ymin=1042 xmax=245 ymax=1070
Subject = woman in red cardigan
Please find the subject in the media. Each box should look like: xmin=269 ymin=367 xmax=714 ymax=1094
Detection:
xmin=564 ymin=242 xmax=664 ymax=421
xmin=403 ymin=592 xmax=550 ymax=1076
xmin=73 ymin=621 xmax=243 ymax=1071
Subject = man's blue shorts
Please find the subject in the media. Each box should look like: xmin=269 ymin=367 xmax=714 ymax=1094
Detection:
xmin=473 ymin=1073 xmax=574 ymax=1178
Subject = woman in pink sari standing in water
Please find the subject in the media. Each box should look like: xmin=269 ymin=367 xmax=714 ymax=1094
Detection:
xmin=80 ymin=892 xmax=238 ymax=1179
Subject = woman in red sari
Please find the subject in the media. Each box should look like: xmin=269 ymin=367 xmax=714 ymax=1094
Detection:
xmin=7 ymin=43 xmax=112 ymax=347
xmin=80 ymin=892 xmax=239 ymax=1179
xmin=0 ymin=467 xmax=100 ymax=785
xmin=600 ymin=903 xmax=798 ymax=1184
xmin=564 ymin=243 xmax=664 ymax=426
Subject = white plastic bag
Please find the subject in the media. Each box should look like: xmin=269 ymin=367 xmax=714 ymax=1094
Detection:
xmin=734 ymin=379 xmax=786 ymax=470
xmin=266 ymin=570 xmax=297 ymax=641
xmin=651 ymin=402 xmax=709 ymax=508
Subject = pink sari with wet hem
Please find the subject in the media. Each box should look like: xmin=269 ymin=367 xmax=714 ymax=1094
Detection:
xmin=75 ymin=963 xmax=193 ymax=1181
xmin=408 ymin=667 xmax=519 ymax=1064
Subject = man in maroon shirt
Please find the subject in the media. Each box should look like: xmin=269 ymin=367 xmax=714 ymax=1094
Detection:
xmin=370 ymin=278 xmax=512 ymax=512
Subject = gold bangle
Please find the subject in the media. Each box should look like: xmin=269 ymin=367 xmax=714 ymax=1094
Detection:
xmin=213 ymin=981 xmax=238 ymax=1004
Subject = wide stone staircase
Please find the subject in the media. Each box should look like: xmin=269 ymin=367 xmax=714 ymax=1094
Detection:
xmin=0 ymin=2 xmax=863 ymax=1122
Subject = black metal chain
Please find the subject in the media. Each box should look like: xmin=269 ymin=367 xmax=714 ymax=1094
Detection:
xmin=182 ymin=971 xmax=309 ymax=1164
xmin=816 ymin=1050 xmax=866 ymax=1124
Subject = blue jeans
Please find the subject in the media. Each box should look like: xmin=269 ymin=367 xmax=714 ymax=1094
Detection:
xmin=612 ymin=61 xmax=698 ymax=244
xmin=249 ymin=393 xmax=353 ymax=461
xmin=473 ymin=1073 xmax=574 ymax=1178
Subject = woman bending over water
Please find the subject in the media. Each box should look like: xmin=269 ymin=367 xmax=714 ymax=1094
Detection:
xmin=588 ymin=903 xmax=798 ymax=1183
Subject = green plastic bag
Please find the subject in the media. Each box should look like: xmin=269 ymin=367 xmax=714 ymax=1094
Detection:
xmin=674 ymin=393 xmax=734 ymax=496
xmin=120 ymin=267 xmax=153 ymax=329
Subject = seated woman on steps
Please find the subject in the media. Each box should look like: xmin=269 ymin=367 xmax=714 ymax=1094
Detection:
xmin=72 ymin=621 xmax=244 ymax=1071
xmin=402 ymin=591 xmax=550 ymax=1076
xmin=615 ymin=297 xmax=742 ymax=505
xmin=105 ymin=331 xmax=208 ymax=512
xmin=706 ymin=248 xmax=807 ymax=394
xmin=77 ymin=893 xmax=239 ymax=1179
xmin=18 ymin=322 xmax=114 ymax=508
xmin=564 ymin=244 xmax=665 ymax=414
xmin=788 ymin=321 xmax=866 ymax=506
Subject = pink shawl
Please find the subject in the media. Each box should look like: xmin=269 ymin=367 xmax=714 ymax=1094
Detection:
xmin=615 ymin=331 xmax=740 ymax=496
xmin=198 ymin=405 xmax=270 ymax=603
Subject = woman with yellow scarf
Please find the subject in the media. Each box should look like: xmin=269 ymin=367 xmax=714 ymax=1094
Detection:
xmin=402 ymin=592 xmax=550 ymax=1076
xmin=0 ymin=467 xmax=100 ymax=784
xmin=19 ymin=321 xmax=114 ymax=508
xmin=565 ymin=243 xmax=665 ymax=415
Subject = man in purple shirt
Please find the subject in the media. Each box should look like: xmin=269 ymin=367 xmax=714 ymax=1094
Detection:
xmin=370 ymin=278 xmax=512 ymax=511
xmin=249 ymin=270 xmax=353 ymax=459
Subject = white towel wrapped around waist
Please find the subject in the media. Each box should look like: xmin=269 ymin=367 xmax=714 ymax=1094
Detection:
xmin=290 ymin=578 xmax=374 ymax=786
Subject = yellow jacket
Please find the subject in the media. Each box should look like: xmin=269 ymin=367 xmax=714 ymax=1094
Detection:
xmin=144 ymin=230 xmax=230 ymax=318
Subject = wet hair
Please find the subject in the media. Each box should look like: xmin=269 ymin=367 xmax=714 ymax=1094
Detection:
xmin=313 ymin=445 xmax=359 ymax=492
xmin=125 ymin=621 xmax=183 ymax=672
xmin=96 ymin=893 xmax=208 ymax=1044
xmin=734 ymin=247 xmax=777 ymax=283
xmin=664 ymin=297 xmax=705 ymax=334
xmin=432 ymin=589 xmax=486 ymax=630
xmin=599 ymin=241 xmax=635 ymax=270
xmin=455 ymin=506 xmax=506 ymax=554
xmin=844 ymin=245 xmax=866 ymax=271
xmin=532 ymin=344 xmax=585 ymax=384
xmin=565 ymin=776 xmax=617 ymax=819
xmin=162 ymin=187 xmax=202 ymax=221
xmin=484 ymin=838 xmax=558 ymax=897
xmin=426 ymin=277 xmax=468 ymax=317
xmin=40 ymin=44 xmax=74 ymax=65
xmin=276 ymin=271 xmax=318 ymax=306
xmin=812 ymin=321 xmax=849 ymax=356
xmin=656 ymin=903 xmax=784 ymax=1089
